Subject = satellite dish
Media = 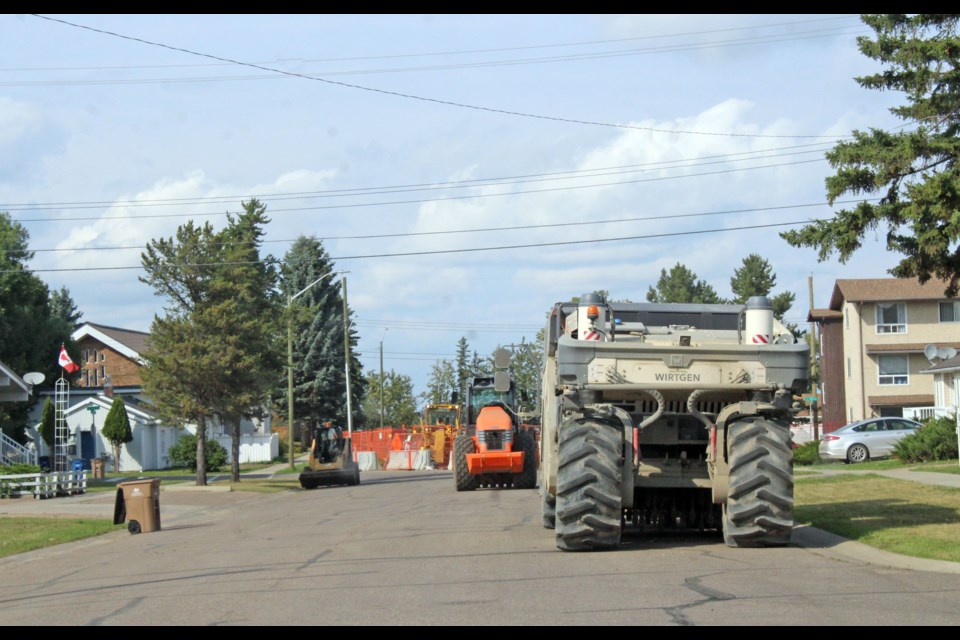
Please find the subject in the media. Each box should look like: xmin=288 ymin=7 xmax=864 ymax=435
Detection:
xmin=924 ymin=344 xmax=939 ymax=362
xmin=938 ymin=347 xmax=958 ymax=361
xmin=23 ymin=372 xmax=45 ymax=386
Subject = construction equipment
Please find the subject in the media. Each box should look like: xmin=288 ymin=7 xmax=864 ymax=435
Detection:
xmin=539 ymin=293 xmax=808 ymax=550
xmin=299 ymin=422 xmax=360 ymax=489
xmin=418 ymin=402 xmax=460 ymax=468
xmin=452 ymin=348 xmax=538 ymax=491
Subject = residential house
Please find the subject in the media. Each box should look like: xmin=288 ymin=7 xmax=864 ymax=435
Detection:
xmin=919 ymin=353 xmax=960 ymax=422
xmin=1 ymin=360 xmax=35 ymax=466
xmin=25 ymin=322 xmax=277 ymax=470
xmin=808 ymin=277 xmax=960 ymax=431
xmin=72 ymin=322 xmax=149 ymax=388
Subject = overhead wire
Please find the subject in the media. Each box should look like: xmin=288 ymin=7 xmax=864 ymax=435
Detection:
xmin=28 ymin=14 xmax=847 ymax=140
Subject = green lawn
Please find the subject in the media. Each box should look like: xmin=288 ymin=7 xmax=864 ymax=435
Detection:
xmin=0 ymin=517 xmax=123 ymax=558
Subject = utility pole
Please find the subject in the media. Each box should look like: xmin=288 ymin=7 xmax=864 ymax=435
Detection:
xmin=379 ymin=329 xmax=388 ymax=429
xmin=808 ymin=275 xmax=819 ymax=440
xmin=343 ymin=275 xmax=353 ymax=438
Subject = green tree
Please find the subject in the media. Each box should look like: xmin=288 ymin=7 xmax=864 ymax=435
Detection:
xmin=646 ymin=263 xmax=723 ymax=303
xmin=499 ymin=334 xmax=543 ymax=415
xmin=360 ymin=370 xmax=418 ymax=427
xmin=214 ymin=200 xmax=282 ymax=482
xmin=455 ymin=336 xmax=470 ymax=403
xmin=278 ymin=236 xmax=363 ymax=433
xmin=422 ymin=359 xmax=457 ymax=406
xmin=469 ymin=350 xmax=491 ymax=378
xmin=0 ymin=212 xmax=77 ymax=444
xmin=39 ymin=398 xmax=55 ymax=451
xmin=49 ymin=286 xmax=83 ymax=330
xmin=781 ymin=15 xmax=960 ymax=296
xmin=729 ymin=254 xmax=796 ymax=320
xmin=101 ymin=397 xmax=132 ymax=473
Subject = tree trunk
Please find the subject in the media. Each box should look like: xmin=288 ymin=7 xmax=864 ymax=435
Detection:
xmin=196 ymin=416 xmax=208 ymax=486
xmin=113 ymin=444 xmax=121 ymax=473
xmin=231 ymin=418 xmax=241 ymax=483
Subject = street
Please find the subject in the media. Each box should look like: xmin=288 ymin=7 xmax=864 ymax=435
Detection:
xmin=1 ymin=469 xmax=959 ymax=626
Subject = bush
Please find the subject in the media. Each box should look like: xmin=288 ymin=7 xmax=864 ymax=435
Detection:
xmin=793 ymin=440 xmax=821 ymax=466
xmin=0 ymin=464 xmax=42 ymax=475
xmin=168 ymin=434 xmax=228 ymax=472
xmin=893 ymin=417 xmax=959 ymax=463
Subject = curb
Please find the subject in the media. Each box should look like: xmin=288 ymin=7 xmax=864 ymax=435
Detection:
xmin=162 ymin=484 xmax=232 ymax=493
xmin=792 ymin=525 xmax=960 ymax=575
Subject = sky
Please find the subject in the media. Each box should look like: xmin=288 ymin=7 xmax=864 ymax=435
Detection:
xmin=2 ymin=14 xmax=910 ymax=400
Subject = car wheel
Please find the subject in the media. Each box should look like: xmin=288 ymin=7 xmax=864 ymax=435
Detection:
xmin=846 ymin=443 xmax=869 ymax=464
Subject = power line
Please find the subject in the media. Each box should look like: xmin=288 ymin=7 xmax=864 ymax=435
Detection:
xmin=29 ymin=14 xmax=846 ymax=140
xmin=4 ymin=25 xmax=868 ymax=85
xmin=11 ymin=199 xmax=868 ymax=256
xmin=7 ymin=15 xmax=859 ymax=71
xmin=8 ymin=217 xmax=828 ymax=274
xmin=11 ymin=157 xmax=828 ymax=223
xmin=0 ymin=142 xmax=834 ymax=211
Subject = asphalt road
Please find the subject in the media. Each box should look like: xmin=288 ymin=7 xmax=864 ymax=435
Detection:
xmin=1 ymin=468 xmax=959 ymax=626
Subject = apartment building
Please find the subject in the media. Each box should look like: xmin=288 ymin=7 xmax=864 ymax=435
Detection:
xmin=808 ymin=277 xmax=960 ymax=430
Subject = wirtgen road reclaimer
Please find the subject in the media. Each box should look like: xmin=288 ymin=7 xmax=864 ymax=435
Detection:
xmin=539 ymin=293 xmax=808 ymax=550
xmin=452 ymin=348 xmax=538 ymax=491
xmin=299 ymin=422 xmax=360 ymax=489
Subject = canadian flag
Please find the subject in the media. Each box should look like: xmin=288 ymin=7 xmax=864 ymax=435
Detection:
xmin=58 ymin=344 xmax=79 ymax=374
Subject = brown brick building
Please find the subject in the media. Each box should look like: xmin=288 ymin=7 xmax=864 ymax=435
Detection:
xmin=71 ymin=323 xmax=149 ymax=388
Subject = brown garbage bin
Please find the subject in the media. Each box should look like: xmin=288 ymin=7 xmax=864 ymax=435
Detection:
xmin=113 ymin=478 xmax=161 ymax=534
xmin=91 ymin=458 xmax=105 ymax=480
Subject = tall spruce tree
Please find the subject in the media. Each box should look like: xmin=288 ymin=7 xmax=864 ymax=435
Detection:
xmin=781 ymin=15 xmax=960 ymax=296
xmin=729 ymin=254 xmax=796 ymax=320
xmin=279 ymin=235 xmax=366 ymax=433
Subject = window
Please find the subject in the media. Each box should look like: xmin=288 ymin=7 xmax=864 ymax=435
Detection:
xmin=82 ymin=370 xmax=89 ymax=386
xmin=939 ymin=301 xmax=960 ymax=322
xmin=876 ymin=303 xmax=906 ymax=333
xmin=100 ymin=352 xmax=105 ymax=362
xmin=100 ymin=365 xmax=105 ymax=379
xmin=846 ymin=357 xmax=851 ymax=378
xmin=844 ymin=306 xmax=849 ymax=329
xmin=92 ymin=370 xmax=98 ymax=386
xmin=878 ymin=354 xmax=909 ymax=385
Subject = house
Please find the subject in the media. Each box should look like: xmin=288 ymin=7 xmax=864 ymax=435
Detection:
xmin=919 ymin=353 xmax=960 ymax=422
xmin=1 ymin=361 xmax=35 ymax=466
xmin=26 ymin=322 xmax=277 ymax=470
xmin=808 ymin=277 xmax=960 ymax=431
xmin=72 ymin=322 xmax=149 ymax=388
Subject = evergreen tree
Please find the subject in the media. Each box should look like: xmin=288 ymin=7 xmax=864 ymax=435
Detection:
xmin=101 ymin=396 xmax=132 ymax=473
xmin=455 ymin=336 xmax=470 ymax=403
xmin=646 ymin=263 xmax=723 ymax=303
xmin=781 ymin=15 xmax=960 ymax=296
xmin=49 ymin=286 xmax=83 ymax=330
xmin=279 ymin=235 xmax=365 ymax=432
xmin=729 ymin=254 xmax=796 ymax=320
xmin=39 ymin=397 xmax=55 ymax=451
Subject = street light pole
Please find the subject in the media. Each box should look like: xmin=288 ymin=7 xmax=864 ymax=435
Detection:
xmin=342 ymin=275 xmax=353 ymax=437
xmin=379 ymin=328 xmax=388 ymax=429
xmin=287 ymin=270 xmax=345 ymax=470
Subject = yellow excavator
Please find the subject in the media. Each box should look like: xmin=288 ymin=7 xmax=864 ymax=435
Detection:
xmin=299 ymin=422 xmax=360 ymax=489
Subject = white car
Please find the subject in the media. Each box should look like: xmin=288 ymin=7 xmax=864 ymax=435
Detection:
xmin=818 ymin=417 xmax=923 ymax=463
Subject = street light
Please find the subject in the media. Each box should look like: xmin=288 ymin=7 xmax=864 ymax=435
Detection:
xmin=379 ymin=328 xmax=389 ymax=429
xmin=287 ymin=270 xmax=347 ymax=470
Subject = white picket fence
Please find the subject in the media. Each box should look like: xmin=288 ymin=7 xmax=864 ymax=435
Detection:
xmin=0 ymin=470 xmax=87 ymax=499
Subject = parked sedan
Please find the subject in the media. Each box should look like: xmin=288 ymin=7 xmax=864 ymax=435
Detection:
xmin=819 ymin=417 xmax=923 ymax=463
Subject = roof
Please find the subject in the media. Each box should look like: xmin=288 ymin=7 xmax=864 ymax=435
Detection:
xmin=71 ymin=322 xmax=150 ymax=362
xmin=808 ymin=308 xmax=842 ymax=321
xmin=0 ymin=361 xmax=31 ymax=403
xmin=920 ymin=353 xmax=960 ymax=374
xmin=829 ymin=277 xmax=956 ymax=310
xmin=867 ymin=394 xmax=935 ymax=407
xmin=865 ymin=342 xmax=960 ymax=354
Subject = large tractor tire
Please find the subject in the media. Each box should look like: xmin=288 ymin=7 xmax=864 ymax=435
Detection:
xmin=722 ymin=416 xmax=794 ymax=548
xmin=453 ymin=433 xmax=479 ymax=492
xmin=555 ymin=418 xmax=623 ymax=551
xmin=542 ymin=490 xmax=556 ymax=529
xmin=515 ymin=430 xmax=539 ymax=489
